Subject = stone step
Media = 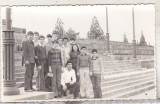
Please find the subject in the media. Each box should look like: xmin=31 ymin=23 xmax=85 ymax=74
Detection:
xmin=16 ymin=76 xmax=36 ymax=83
xmin=3 ymin=86 xmax=54 ymax=102
xmin=105 ymin=67 xmax=142 ymax=72
xmin=15 ymin=68 xmax=25 ymax=73
xmin=103 ymin=65 xmax=141 ymax=69
xmin=103 ymin=61 xmax=139 ymax=64
xmin=16 ymin=80 xmax=36 ymax=88
xmin=101 ymin=72 xmax=154 ymax=87
xmin=101 ymin=76 xmax=154 ymax=92
xmin=102 ymin=80 xmax=154 ymax=98
xmin=15 ymin=72 xmax=25 ymax=77
xmin=102 ymin=69 xmax=154 ymax=81
xmin=103 ymin=65 xmax=140 ymax=69
xmin=15 ymin=70 xmax=37 ymax=77
xmin=103 ymin=68 xmax=145 ymax=75
xmin=116 ymin=85 xmax=155 ymax=98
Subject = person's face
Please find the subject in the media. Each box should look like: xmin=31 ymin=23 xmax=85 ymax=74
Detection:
xmin=92 ymin=52 xmax=97 ymax=57
xmin=28 ymin=34 xmax=34 ymax=40
xmin=81 ymin=48 xmax=87 ymax=54
xmin=34 ymin=34 xmax=39 ymax=40
xmin=53 ymin=43 xmax=59 ymax=48
xmin=63 ymin=39 xmax=68 ymax=45
xmin=52 ymin=34 xmax=57 ymax=40
xmin=39 ymin=38 xmax=45 ymax=45
xmin=70 ymin=40 xmax=76 ymax=44
xmin=73 ymin=45 xmax=78 ymax=51
xmin=58 ymin=39 xmax=63 ymax=45
xmin=67 ymin=63 xmax=72 ymax=70
xmin=47 ymin=37 xmax=52 ymax=42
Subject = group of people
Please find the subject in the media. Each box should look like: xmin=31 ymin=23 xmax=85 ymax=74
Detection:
xmin=22 ymin=31 xmax=103 ymax=99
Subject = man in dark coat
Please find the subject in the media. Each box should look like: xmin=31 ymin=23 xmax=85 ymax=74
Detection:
xmin=22 ymin=31 xmax=36 ymax=92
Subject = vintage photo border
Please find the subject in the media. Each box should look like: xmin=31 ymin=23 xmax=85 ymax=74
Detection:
xmin=0 ymin=0 xmax=160 ymax=103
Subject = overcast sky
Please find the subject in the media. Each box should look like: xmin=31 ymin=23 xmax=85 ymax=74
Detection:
xmin=1 ymin=5 xmax=155 ymax=45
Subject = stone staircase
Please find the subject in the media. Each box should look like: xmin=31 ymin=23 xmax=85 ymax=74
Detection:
xmin=14 ymin=52 xmax=36 ymax=88
xmin=89 ymin=60 xmax=155 ymax=99
xmin=14 ymin=52 xmax=155 ymax=99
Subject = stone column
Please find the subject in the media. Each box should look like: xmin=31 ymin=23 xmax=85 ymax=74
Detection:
xmin=132 ymin=7 xmax=137 ymax=59
xmin=106 ymin=7 xmax=110 ymax=52
xmin=106 ymin=33 xmax=110 ymax=52
xmin=3 ymin=8 xmax=20 ymax=95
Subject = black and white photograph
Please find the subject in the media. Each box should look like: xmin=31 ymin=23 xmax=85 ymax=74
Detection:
xmin=0 ymin=5 xmax=156 ymax=101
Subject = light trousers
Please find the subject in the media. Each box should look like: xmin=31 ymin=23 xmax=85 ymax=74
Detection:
xmin=79 ymin=67 xmax=91 ymax=98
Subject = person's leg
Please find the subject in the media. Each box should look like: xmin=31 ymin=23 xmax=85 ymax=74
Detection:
xmin=85 ymin=68 xmax=91 ymax=98
xmin=73 ymin=65 xmax=79 ymax=82
xmin=57 ymin=64 xmax=62 ymax=97
xmin=51 ymin=65 xmax=58 ymax=96
xmin=96 ymin=74 xmax=102 ymax=98
xmin=30 ymin=63 xmax=35 ymax=90
xmin=39 ymin=62 xmax=45 ymax=90
xmin=79 ymin=68 xmax=85 ymax=98
xmin=91 ymin=75 xmax=97 ymax=98
xmin=59 ymin=84 xmax=64 ymax=97
xmin=45 ymin=59 xmax=50 ymax=90
xmin=24 ymin=64 xmax=32 ymax=90
xmin=71 ymin=82 xmax=80 ymax=98
xmin=36 ymin=67 xmax=39 ymax=90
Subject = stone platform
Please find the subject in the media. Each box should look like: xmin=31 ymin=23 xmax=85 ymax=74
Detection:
xmin=2 ymin=86 xmax=54 ymax=102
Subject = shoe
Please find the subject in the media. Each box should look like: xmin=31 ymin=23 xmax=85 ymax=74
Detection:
xmin=25 ymin=89 xmax=33 ymax=92
xmin=74 ymin=97 xmax=79 ymax=99
xmin=85 ymin=96 xmax=90 ymax=99
xmin=32 ymin=88 xmax=39 ymax=91
xmin=54 ymin=96 xmax=58 ymax=98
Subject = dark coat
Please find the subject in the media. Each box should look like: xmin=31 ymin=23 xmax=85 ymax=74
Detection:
xmin=22 ymin=40 xmax=35 ymax=63
xmin=35 ymin=44 xmax=47 ymax=66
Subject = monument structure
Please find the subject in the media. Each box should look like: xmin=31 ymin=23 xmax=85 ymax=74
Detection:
xmin=3 ymin=8 xmax=20 ymax=95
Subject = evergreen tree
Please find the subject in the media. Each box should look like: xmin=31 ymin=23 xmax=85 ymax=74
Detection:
xmin=66 ymin=28 xmax=79 ymax=39
xmin=88 ymin=16 xmax=104 ymax=40
xmin=123 ymin=33 xmax=128 ymax=43
xmin=53 ymin=18 xmax=65 ymax=38
xmin=139 ymin=31 xmax=147 ymax=46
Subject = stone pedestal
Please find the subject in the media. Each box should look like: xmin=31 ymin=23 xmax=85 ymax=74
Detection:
xmin=3 ymin=30 xmax=20 ymax=95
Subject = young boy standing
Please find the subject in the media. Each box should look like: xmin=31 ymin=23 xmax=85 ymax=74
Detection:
xmin=77 ymin=46 xmax=92 ymax=98
xmin=48 ymin=40 xmax=62 ymax=98
xmin=35 ymin=35 xmax=47 ymax=91
xmin=90 ymin=49 xmax=103 ymax=98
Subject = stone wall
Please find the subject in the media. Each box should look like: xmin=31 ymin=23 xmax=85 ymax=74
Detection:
xmin=76 ymin=39 xmax=154 ymax=60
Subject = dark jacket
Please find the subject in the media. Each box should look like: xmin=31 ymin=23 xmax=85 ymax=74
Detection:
xmin=69 ymin=51 xmax=80 ymax=68
xmin=48 ymin=48 xmax=62 ymax=66
xmin=22 ymin=40 xmax=35 ymax=63
xmin=35 ymin=44 xmax=47 ymax=66
xmin=77 ymin=54 xmax=92 ymax=72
